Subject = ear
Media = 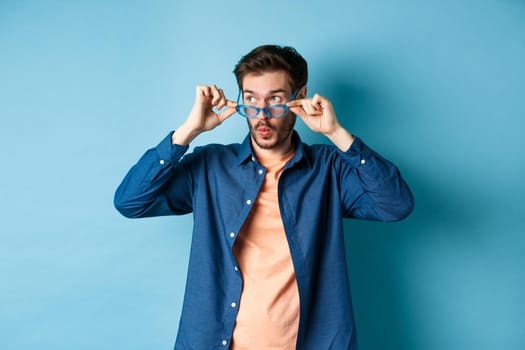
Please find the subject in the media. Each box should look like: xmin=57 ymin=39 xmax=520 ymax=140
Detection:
xmin=298 ymin=85 xmax=307 ymax=99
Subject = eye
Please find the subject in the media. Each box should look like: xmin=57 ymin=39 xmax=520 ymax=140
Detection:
xmin=270 ymin=96 xmax=283 ymax=103
xmin=245 ymin=96 xmax=256 ymax=104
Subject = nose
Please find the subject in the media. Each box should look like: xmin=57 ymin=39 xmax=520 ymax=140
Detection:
xmin=256 ymin=99 xmax=273 ymax=119
xmin=256 ymin=111 xmax=269 ymax=120
xmin=253 ymin=105 xmax=269 ymax=120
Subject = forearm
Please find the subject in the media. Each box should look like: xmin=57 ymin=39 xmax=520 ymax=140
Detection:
xmin=341 ymin=138 xmax=414 ymax=221
xmin=114 ymin=132 xmax=191 ymax=218
xmin=324 ymin=124 xmax=355 ymax=152
xmin=171 ymin=122 xmax=202 ymax=146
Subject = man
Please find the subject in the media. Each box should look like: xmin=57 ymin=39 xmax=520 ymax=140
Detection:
xmin=114 ymin=45 xmax=414 ymax=350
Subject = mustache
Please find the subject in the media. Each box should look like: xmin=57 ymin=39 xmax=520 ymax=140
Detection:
xmin=255 ymin=121 xmax=273 ymax=129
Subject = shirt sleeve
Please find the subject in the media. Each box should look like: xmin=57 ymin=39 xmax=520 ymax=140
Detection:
xmin=114 ymin=131 xmax=194 ymax=218
xmin=338 ymin=137 xmax=414 ymax=221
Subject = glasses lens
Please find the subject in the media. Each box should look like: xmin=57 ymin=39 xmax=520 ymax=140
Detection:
xmin=266 ymin=105 xmax=287 ymax=118
xmin=238 ymin=106 xmax=259 ymax=118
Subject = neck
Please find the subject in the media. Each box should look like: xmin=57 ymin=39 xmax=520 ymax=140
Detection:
xmin=251 ymin=135 xmax=295 ymax=159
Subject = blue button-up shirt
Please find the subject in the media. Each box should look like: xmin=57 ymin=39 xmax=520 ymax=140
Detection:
xmin=114 ymin=131 xmax=414 ymax=350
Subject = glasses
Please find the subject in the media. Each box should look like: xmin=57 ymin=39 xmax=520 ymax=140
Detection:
xmin=236 ymin=89 xmax=298 ymax=119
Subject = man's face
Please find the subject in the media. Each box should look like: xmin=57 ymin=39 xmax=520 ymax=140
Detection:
xmin=241 ymin=71 xmax=297 ymax=151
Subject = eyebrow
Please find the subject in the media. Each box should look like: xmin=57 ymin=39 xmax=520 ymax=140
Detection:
xmin=243 ymin=89 xmax=288 ymax=96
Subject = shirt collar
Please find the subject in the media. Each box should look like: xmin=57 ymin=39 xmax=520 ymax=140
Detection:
xmin=237 ymin=130 xmax=312 ymax=168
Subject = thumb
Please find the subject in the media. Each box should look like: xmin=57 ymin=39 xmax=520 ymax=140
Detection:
xmin=217 ymin=100 xmax=238 ymax=122
xmin=289 ymin=105 xmax=307 ymax=119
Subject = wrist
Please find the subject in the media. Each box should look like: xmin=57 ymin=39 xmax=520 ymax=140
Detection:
xmin=172 ymin=123 xmax=200 ymax=146
xmin=325 ymin=125 xmax=355 ymax=151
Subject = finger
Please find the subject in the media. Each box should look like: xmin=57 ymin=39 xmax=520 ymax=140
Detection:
xmin=226 ymin=100 xmax=238 ymax=108
xmin=302 ymin=99 xmax=323 ymax=116
xmin=197 ymin=85 xmax=211 ymax=97
xmin=214 ymin=92 xmax=227 ymax=110
xmin=311 ymin=94 xmax=323 ymax=109
xmin=288 ymin=98 xmax=311 ymax=115
xmin=217 ymin=106 xmax=238 ymax=123
xmin=287 ymin=99 xmax=305 ymax=107
xmin=217 ymin=88 xmax=227 ymax=109
xmin=217 ymin=89 xmax=231 ymax=110
xmin=288 ymin=98 xmax=317 ymax=115
xmin=302 ymin=100 xmax=315 ymax=115
xmin=313 ymin=93 xmax=333 ymax=111
xmin=288 ymin=105 xmax=307 ymax=119
xmin=213 ymin=99 xmax=237 ymax=114
xmin=195 ymin=85 xmax=212 ymax=106
xmin=210 ymin=84 xmax=222 ymax=105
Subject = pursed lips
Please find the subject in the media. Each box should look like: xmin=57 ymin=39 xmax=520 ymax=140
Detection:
xmin=255 ymin=121 xmax=273 ymax=131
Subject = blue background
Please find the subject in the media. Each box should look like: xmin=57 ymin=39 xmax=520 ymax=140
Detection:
xmin=1 ymin=1 xmax=524 ymax=349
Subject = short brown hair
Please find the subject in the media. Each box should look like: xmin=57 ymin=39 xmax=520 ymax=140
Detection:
xmin=233 ymin=45 xmax=308 ymax=91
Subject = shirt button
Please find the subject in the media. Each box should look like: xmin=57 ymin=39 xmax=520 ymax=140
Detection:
xmin=234 ymin=266 xmax=238 ymax=272
xmin=251 ymin=156 xmax=256 ymax=162
xmin=258 ymin=169 xmax=263 ymax=175
xmin=360 ymin=159 xmax=366 ymax=165
xmin=231 ymin=302 xmax=237 ymax=308
xmin=159 ymin=159 xmax=165 ymax=165
xmin=222 ymin=340 xmax=228 ymax=346
xmin=229 ymin=232 xmax=235 ymax=238
xmin=246 ymin=200 xmax=252 ymax=205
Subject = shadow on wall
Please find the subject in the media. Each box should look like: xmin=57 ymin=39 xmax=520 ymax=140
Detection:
xmin=310 ymin=65 xmax=481 ymax=350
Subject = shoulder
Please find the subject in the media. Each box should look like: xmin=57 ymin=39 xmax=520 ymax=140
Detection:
xmin=301 ymin=142 xmax=342 ymax=163
xmin=193 ymin=142 xmax=241 ymax=155
xmin=181 ymin=142 xmax=243 ymax=164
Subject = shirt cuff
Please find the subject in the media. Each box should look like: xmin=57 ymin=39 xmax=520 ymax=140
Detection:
xmin=155 ymin=131 xmax=189 ymax=165
xmin=339 ymin=136 xmax=375 ymax=167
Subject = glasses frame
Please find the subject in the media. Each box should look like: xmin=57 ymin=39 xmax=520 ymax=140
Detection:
xmin=235 ymin=89 xmax=298 ymax=119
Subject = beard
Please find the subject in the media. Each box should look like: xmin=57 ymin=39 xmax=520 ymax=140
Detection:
xmin=247 ymin=113 xmax=297 ymax=150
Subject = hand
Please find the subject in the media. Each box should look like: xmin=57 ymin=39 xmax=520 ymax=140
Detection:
xmin=173 ymin=85 xmax=237 ymax=145
xmin=187 ymin=84 xmax=237 ymax=132
xmin=287 ymin=94 xmax=340 ymax=135
xmin=287 ymin=93 xmax=354 ymax=151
